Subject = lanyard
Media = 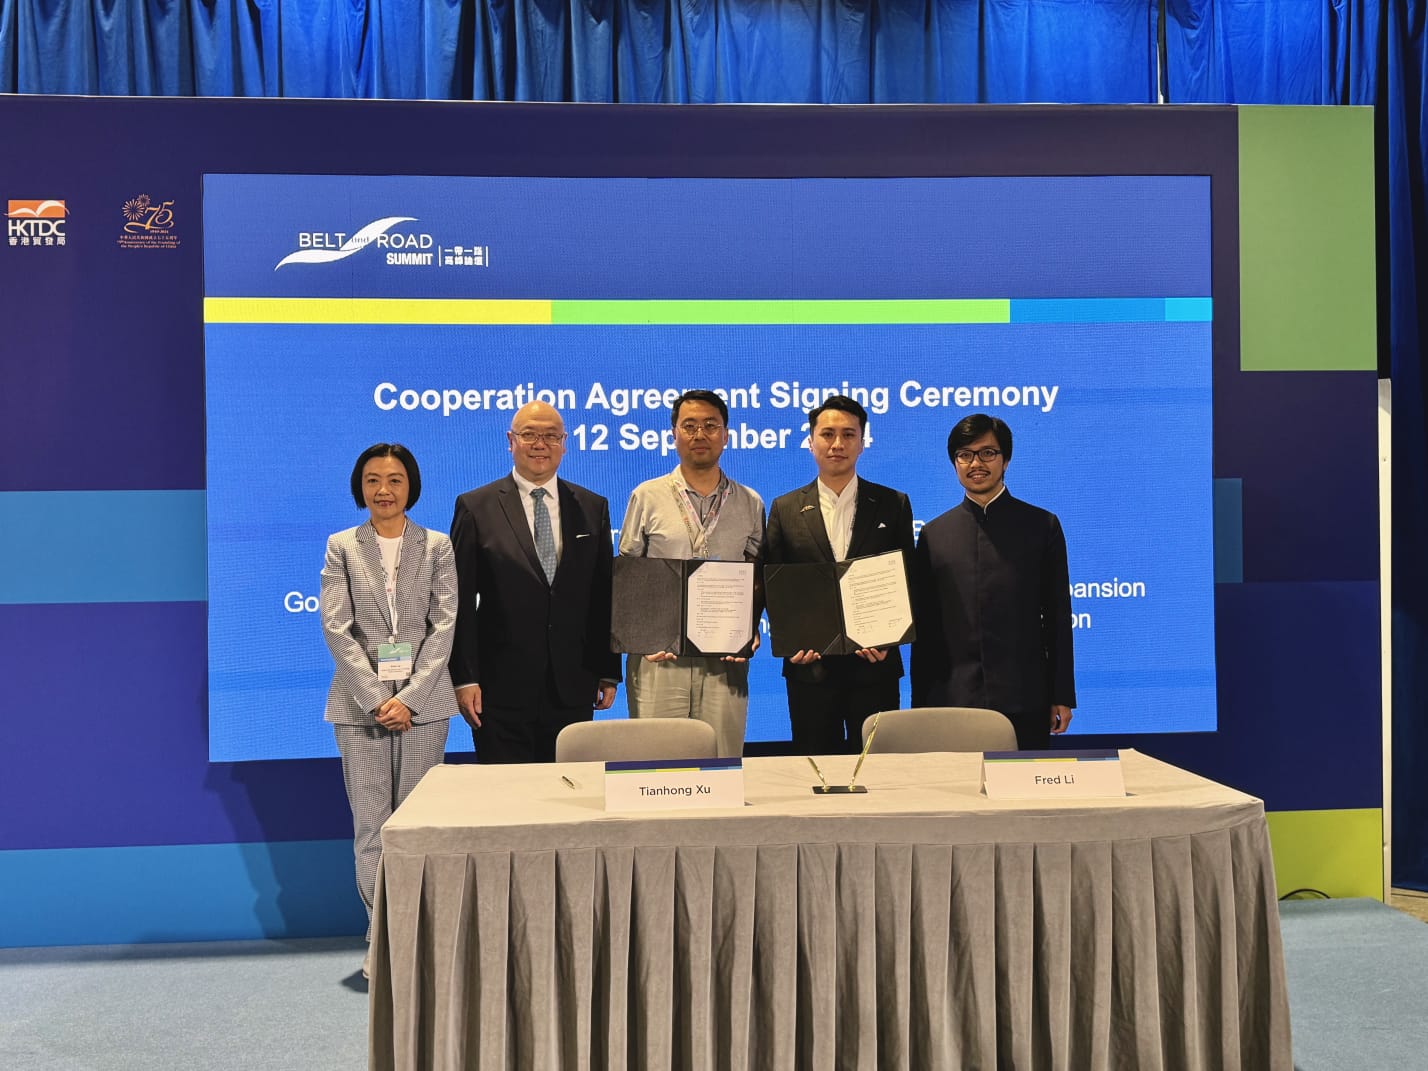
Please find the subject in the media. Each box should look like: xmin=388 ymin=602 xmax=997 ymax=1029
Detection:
xmin=670 ymin=476 xmax=731 ymax=559
xmin=375 ymin=523 xmax=405 ymax=641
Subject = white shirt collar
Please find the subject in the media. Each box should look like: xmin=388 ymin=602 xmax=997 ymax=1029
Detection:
xmin=512 ymin=468 xmax=557 ymax=498
xmin=817 ymin=473 xmax=858 ymax=501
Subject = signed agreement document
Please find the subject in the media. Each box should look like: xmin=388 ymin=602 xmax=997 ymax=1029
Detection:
xmin=612 ymin=557 xmax=756 ymax=657
xmin=765 ymin=550 xmax=914 ymax=657
xmin=686 ymin=561 xmax=756 ymax=655
xmin=839 ymin=551 xmax=913 ymax=650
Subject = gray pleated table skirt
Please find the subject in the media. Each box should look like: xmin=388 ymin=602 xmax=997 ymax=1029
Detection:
xmin=369 ymin=750 xmax=1290 ymax=1071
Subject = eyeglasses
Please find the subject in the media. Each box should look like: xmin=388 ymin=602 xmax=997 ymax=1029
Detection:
xmin=677 ymin=420 xmax=726 ymax=437
xmin=953 ymin=448 xmax=1002 ymax=465
xmin=513 ymin=430 xmax=567 ymax=446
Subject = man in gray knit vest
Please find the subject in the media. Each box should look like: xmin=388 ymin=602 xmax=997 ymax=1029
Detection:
xmin=617 ymin=390 xmax=766 ymax=757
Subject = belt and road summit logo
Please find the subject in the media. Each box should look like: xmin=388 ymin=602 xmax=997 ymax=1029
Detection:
xmin=274 ymin=216 xmax=489 ymax=270
xmin=118 ymin=194 xmax=180 ymax=250
xmin=6 ymin=200 xmax=66 ymax=247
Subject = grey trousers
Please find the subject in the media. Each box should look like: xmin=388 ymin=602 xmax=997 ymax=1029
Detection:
xmin=627 ymin=655 xmax=749 ymax=757
xmin=333 ymin=719 xmax=449 ymax=936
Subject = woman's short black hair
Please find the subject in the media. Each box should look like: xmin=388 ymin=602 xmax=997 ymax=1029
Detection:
xmin=350 ymin=443 xmax=421 ymax=509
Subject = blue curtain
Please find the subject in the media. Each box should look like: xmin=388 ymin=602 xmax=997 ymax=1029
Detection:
xmin=2 ymin=0 xmax=1425 ymax=886
xmin=0 ymin=0 xmax=1158 ymax=103
xmin=1165 ymin=0 xmax=1335 ymax=103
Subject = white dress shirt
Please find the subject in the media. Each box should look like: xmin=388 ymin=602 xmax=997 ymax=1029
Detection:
xmin=455 ymin=473 xmax=564 ymax=693
xmin=511 ymin=468 xmax=563 ymax=561
xmin=817 ymin=474 xmax=859 ymax=561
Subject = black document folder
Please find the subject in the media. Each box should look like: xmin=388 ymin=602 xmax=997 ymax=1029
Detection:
xmin=611 ymin=557 xmax=757 ymax=657
xmin=764 ymin=550 xmax=915 ymax=658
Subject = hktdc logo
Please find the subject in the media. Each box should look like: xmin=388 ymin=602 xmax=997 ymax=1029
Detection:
xmin=7 ymin=200 xmax=67 ymax=247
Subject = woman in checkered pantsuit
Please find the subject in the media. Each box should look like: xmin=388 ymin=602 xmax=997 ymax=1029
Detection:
xmin=320 ymin=443 xmax=459 ymax=975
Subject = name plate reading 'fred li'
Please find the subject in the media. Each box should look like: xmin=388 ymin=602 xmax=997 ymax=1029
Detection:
xmin=604 ymin=757 xmax=745 ymax=812
xmin=982 ymin=750 xmax=1126 ymax=800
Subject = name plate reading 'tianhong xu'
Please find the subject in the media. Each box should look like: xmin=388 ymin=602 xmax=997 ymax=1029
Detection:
xmin=604 ymin=757 xmax=745 ymax=812
xmin=981 ymin=749 xmax=1126 ymax=800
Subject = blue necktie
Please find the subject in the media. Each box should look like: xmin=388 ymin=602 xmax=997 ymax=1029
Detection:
xmin=531 ymin=487 xmax=556 ymax=583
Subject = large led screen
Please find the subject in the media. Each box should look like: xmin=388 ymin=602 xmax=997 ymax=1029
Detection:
xmin=205 ymin=173 xmax=1216 ymax=761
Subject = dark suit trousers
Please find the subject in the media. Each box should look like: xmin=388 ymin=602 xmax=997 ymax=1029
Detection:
xmin=787 ymin=676 xmax=900 ymax=755
xmin=1006 ymin=709 xmax=1052 ymax=752
xmin=471 ymin=667 xmax=591 ymax=763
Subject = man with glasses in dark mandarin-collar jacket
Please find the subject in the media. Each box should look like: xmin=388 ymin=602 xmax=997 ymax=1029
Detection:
xmin=911 ymin=413 xmax=1077 ymax=750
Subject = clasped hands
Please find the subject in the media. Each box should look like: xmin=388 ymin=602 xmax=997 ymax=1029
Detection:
xmin=374 ymin=696 xmax=413 ymax=732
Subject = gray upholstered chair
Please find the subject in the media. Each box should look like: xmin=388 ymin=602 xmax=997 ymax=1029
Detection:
xmin=860 ymin=707 xmax=1018 ymax=753
xmin=554 ymin=718 xmax=719 ymax=763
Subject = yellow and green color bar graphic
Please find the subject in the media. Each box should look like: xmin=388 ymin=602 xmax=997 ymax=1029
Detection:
xmin=204 ymin=297 xmax=1212 ymax=326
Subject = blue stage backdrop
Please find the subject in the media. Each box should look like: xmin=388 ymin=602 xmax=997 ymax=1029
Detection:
xmin=203 ymin=173 xmax=1216 ymax=760
xmin=0 ymin=97 xmax=1380 ymax=945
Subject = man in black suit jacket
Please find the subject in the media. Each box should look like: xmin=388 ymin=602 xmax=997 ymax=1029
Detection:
xmin=449 ymin=401 xmax=621 ymax=762
xmin=911 ymin=414 xmax=1076 ymax=750
xmin=764 ymin=395 xmax=915 ymax=753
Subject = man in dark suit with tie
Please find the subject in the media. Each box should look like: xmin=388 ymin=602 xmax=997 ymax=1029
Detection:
xmin=764 ymin=395 xmax=915 ymax=753
xmin=449 ymin=401 xmax=621 ymax=762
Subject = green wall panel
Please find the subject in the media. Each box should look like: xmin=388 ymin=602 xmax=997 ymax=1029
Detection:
xmin=1238 ymin=106 xmax=1376 ymax=372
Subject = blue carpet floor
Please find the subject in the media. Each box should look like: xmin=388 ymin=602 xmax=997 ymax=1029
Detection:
xmin=0 ymin=937 xmax=369 ymax=1070
xmin=1279 ymin=898 xmax=1428 ymax=1070
xmin=1 ymin=900 xmax=1424 ymax=1069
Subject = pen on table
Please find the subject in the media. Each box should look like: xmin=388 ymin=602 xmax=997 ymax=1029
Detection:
xmin=807 ymin=756 xmax=830 ymax=793
xmin=848 ymin=713 xmax=880 ymax=789
xmin=561 ymin=775 xmax=579 ymax=790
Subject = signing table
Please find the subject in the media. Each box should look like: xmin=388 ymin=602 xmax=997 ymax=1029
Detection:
xmin=369 ymin=751 xmax=1291 ymax=1070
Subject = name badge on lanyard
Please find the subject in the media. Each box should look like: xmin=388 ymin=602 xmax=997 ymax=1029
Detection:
xmin=378 ymin=642 xmax=413 ymax=681
xmin=376 ymin=528 xmax=411 ymax=680
xmin=672 ymin=478 xmax=732 ymax=560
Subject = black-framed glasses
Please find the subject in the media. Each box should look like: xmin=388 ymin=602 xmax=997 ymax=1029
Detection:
xmin=513 ymin=430 xmax=567 ymax=445
xmin=953 ymin=447 xmax=1002 ymax=465
xmin=677 ymin=420 xmax=725 ymax=437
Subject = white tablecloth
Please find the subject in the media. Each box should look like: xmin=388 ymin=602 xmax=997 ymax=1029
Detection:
xmin=369 ymin=749 xmax=1291 ymax=1070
